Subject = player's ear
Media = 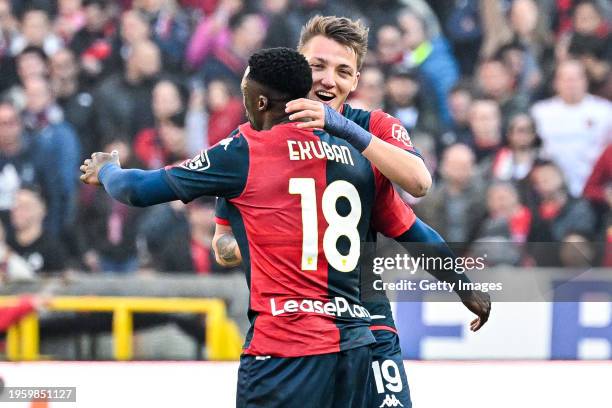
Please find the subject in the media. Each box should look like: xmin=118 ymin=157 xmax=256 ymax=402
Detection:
xmin=351 ymin=71 xmax=360 ymax=92
xmin=257 ymin=95 xmax=269 ymax=111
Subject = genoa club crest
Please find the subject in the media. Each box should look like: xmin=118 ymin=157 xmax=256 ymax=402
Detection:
xmin=391 ymin=124 xmax=412 ymax=147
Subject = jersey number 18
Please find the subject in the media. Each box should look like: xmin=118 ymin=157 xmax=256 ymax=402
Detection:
xmin=289 ymin=178 xmax=361 ymax=272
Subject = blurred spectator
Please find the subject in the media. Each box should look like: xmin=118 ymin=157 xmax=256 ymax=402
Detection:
xmin=507 ymin=0 xmax=553 ymax=64
xmin=2 ymin=46 xmax=49 ymax=110
xmin=0 ymin=0 xmax=18 ymax=54
xmin=353 ymin=0 xmax=403 ymax=43
xmin=260 ymin=0 xmax=296 ymax=49
xmin=0 ymin=101 xmax=41 ymax=226
xmin=490 ymin=112 xmax=541 ymax=183
xmin=415 ymin=143 xmax=486 ymax=247
xmin=350 ymin=66 xmax=385 ymax=111
xmin=374 ymin=25 xmax=403 ymax=73
xmin=79 ymin=137 xmax=144 ymax=273
xmin=135 ymin=0 xmax=191 ymax=72
xmin=70 ymin=0 xmax=116 ymax=82
xmin=133 ymin=78 xmax=205 ymax=162
xmin=0 ymin=222 xmax=35 ymax=282
xmin=476 ymin=57 xmax=529 ymax=125
xmin=549 ymin=0 xmax=611 ymax=37
xmin=495 ymin=41 xmax=542 ymax=99
xmin=93 ymin=40 xmax=160 ymax=140
xmin=139 ymin=200 xmax=188 ymax=268
xmin=116 ymin=9 xmax=152 ymax=62
xmin=439 ymin=81 xmax=474 ymax=154
xmin=22 ymin=76 xmax=81 ymax=237
xmin=0 ymin=0 xmax=19 ymax=91
xmin=16 ymin=46 xmax=49 ymax=83
xmin=527 ymin=160 xmax=596 ymax=246
xmin=10 ymin=6 xmax=62 ymax=56
xmin=50 ymin=48 xmax=99 ymax=157
xmin=206 ymin=79 xmax=244 ymax=145
xmin=383 ymin=67 xmax=437 ymax=136
xmin=134 ymin=109 xmax=191 ymax=168
xmin=468 ymin=98 xmax=503 ymax=164
xmin=429 ymin=0 xmax=482 ymax=75
xmin=139 ymin=198 xmax=222 ymax=273
xmin=398 ymin=8 xmax=459 ymax=127
xmin=531 ymin=60 xmax=612 ymax=197
xmin=7 ymin=188 xmax=68 ymax=274
xmin=477 ymin=181 xmax=532 ymax=244
xmin=481 ymin=0 xmax=553 ymax=70
xmin=185 ymin=0 xmax=244 ymax=70
xmin=199 ymin=12 xmax=266 ymax=87
xmin=564 ymin=0 xmax=612 ymax=98
xmin=55 ymin=0 xmax=86 ymax=42
xmin=285 ymin=0 xmax=362 ymax=37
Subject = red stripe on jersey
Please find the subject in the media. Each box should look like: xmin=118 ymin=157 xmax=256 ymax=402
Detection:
xmin=369 ymin=325 xmax=398 ymax=334
xmin=230 ymin=123 xmax=341 ymax=357
xmin=214 ymin=216 xmax=230 ymax=226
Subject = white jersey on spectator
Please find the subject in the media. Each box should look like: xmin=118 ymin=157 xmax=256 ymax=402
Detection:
xmin=531 ymin=94 xmax=612 ymax=196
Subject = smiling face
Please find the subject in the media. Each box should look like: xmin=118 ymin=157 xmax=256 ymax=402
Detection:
xmin=299 ymin=35 xmax=360 ymax=111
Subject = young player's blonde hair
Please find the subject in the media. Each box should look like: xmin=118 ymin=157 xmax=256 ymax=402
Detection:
xmin=298 ymin=15 xmax=369 ymax=70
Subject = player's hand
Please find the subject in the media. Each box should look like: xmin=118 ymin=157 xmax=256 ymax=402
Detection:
xmin=79 ymin=150 xmax=120 ymax=185
xmin=286 ymin=98 xmax=326 ymax=129
xmin=460 ymin=290 xmax=491 ymax=332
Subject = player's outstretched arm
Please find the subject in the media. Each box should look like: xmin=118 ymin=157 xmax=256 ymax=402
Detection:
xmin=212 ymin=223 xmax=242 ymax=267
xmin=394 ymin=218 xmax=491 ymax=331
xmin=286 ymin=99 xmax=432 ymax=197
xmin=80 ymin=151 xmax=179 ymax=207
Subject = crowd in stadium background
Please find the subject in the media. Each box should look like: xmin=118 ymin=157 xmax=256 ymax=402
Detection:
xmin=0 ymin=0 xmax=610 ymax=279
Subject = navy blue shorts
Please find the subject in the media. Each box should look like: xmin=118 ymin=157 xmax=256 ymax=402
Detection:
xmin=368 ymin=330 xmax=412 ymax=408
xmin=236 ymin=345 xmax=372 ymax=408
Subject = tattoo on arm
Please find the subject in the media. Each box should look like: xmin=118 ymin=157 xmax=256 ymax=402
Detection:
xmin=217 ymin=234 xmax=239 ymax=263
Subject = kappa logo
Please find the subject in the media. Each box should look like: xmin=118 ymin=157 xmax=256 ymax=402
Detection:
xmin=379 ymin=394 xmax=404 ymax=407
xmin=391 ymin=124 xmax=412 ymax=147
xmin=219 ymin=137 xmax=234 ymax=150
xmin=181 ymin=150 xmax=210 ymax=171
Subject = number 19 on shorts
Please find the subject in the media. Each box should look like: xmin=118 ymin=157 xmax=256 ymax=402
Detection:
xmin=372 ymin=360 xmax=403 ymax=394
xmin=289 ymin=178 xmax=361 ymax=272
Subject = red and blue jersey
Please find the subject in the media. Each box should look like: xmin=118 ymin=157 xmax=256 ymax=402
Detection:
xmin=216 ymin=105 xmax=421 ymax=335
xmin=164 ymin=119 xmax=414 ymax=357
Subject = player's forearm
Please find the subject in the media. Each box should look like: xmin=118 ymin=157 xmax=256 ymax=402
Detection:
xmin=323 ymin=105 xmax=431 ymax=196
xmin=212 ymin=226 xmax=242 ymax=267
xmin=98 ymin=164 xmax=178 ymax=207
xmin=362 ymin=138 xmax=432 ymax=197
xmin=394 ymin=218 xmax=472 ymax=298
xmin=214 ymin=234 xmax=242 ymax=267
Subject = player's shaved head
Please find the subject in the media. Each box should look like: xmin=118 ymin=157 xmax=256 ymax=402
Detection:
xmin=247 ymin=47 xmax=312 ymax=100
xmin=241 ymin=47 xmax=312 ymax=131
